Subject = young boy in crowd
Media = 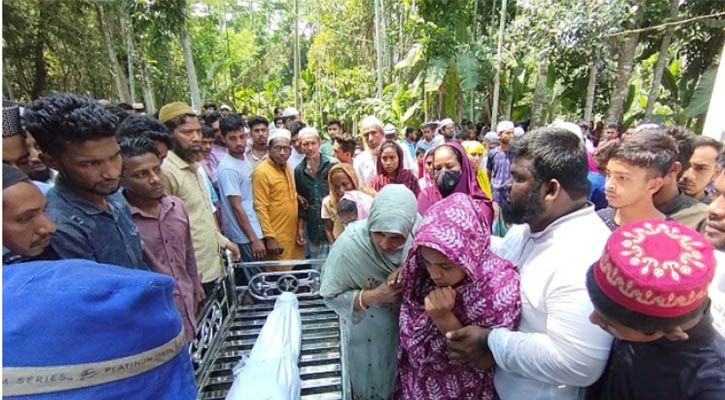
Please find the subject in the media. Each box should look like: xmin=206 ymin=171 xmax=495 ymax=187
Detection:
xmin=585 ymin=219 xmax=725 ymax=400
xmin=119 ymin=136 xmax=203 ymax=342
xmin=23 ymin=93 xmax=148 ymax=270
xmin=597 ymin=130 xmax=678 ymax=231
xmin=217 ymin=114 xmax=266 ymax=267
xmin=679 ymin=136 xmax=723 ymax=204
xmin=333 ymin=133 xmax=356 ymax=165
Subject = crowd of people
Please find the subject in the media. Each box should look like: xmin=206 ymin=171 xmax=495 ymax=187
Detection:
xmin=2 ymin=92 xmax=725 ymax=399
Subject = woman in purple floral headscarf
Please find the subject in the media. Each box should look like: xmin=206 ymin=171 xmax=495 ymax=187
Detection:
xmin=417 ymin=142 xmax=493 ymax=226
xmin=395 ymin=193 xmax=521 ymax=400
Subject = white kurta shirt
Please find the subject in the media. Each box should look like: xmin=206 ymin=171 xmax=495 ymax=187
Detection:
xmin=710 ymin=250 xmax=725 ymax=337
xmin=353 ymin=150 xmax=377 ymax=188
xmin=488 ymin=204 xmax=613 ymax=400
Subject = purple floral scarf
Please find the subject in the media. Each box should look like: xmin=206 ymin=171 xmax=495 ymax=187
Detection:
xmin=395 ymin=193 xmax=521 ymax=400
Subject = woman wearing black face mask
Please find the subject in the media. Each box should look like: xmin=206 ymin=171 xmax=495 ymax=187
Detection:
xmin=417 ymin=142 xmax=494 ymax=226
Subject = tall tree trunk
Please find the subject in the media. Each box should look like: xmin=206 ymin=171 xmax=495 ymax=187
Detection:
xmin=471 ymin=0 xmax=478 ymax=121
xmin=584 ymin=53 xmax=598 ymax=124
xmin=606 ymin=0 xmax=645 ymax=123
xmin=293 ymin=0 xmax=300 ymax=108
xmin=491 ymin=0 xmax=508 ymax=126
xmin=644 ymin=0 xmax=678 ymax=120
xmin=135 ymin=35 xmax=156 ymax=114
xmin=505 ymin=69 xmax=514 ymax=120
xmin=180 ymin=28 xmax=201 ymax=111
xmin=374 ymin=0 xmax=384 ymax=99
xmin=123 ymin=14 xmax=136 ymax=104
xmin=95 ymin=2 xmax=131 ymax=103
xmin=530 ymin=55 xmax=549 ymax=128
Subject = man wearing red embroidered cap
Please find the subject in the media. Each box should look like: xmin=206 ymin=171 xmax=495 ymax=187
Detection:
xmin=585 ymin=220 xmax=725 ymax=400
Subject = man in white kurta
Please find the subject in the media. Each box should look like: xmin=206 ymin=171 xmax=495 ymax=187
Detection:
xmin=353 ymin=116 xmax=386 ymax=187
xmin=489 ymin=207 xmax=613 ymax=399
xmin=445 ymin=126 xmax=613 ymax=400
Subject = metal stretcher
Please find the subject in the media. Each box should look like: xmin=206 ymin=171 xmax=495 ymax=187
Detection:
xmin=190 ymin=256 xmax=348 ymax=399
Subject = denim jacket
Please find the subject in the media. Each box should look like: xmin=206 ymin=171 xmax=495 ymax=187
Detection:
xmin=44 ymin=179 xmax=148 ymax=270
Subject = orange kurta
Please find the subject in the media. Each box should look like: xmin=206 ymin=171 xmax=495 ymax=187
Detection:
xmin=252 ymin=158 xmax=304 ymax=271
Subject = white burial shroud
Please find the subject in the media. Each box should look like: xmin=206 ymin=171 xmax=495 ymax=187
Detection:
xmin=226 ymin=292 xmax=302 ymax=400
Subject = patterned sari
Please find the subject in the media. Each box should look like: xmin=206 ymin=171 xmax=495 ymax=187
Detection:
xmin=395 ymin=193 xmax=521 ymax=400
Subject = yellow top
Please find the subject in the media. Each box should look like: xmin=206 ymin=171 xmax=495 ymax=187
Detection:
xmin=252 ymin=158 xmax=304 ymax=270
xmin=162 ymin=151 xmax=229 ymax=283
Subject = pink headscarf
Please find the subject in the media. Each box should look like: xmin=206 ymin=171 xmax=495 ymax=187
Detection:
xmin=395 ymin=193 xmax=521 ymax=400
xmin=416 ymin=142 xmax=493 ymax=226
xmin=340 ymin=190 xmax=373 ymax=220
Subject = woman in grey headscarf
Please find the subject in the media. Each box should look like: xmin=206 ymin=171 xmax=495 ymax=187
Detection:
xmin=320 ymin=184 xmax=420 ymax=400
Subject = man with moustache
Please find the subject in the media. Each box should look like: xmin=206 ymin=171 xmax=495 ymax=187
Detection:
xmin=295 ymin=127 xmax=337 ymax=259
xmin=246 ymin=115 xmax=270 ymax=170
xmin=445 ymin=127 xmax=613 ymax=400
xmin=702 ymin=148 xmax=725 ymax=336
xmin=159 ymin=102 xmax=240 ymax=294
xmin=252 ymin=128 xmax=305 ymax=269
xmin=23 ymin=93 xmax=148 ymax=269
xmin=679 ymin=136 xmax=723 ymax=204
xmin=217 ymin=115 xmax=266 ymax=266
xmin=2 ymin=164 xmax=57 ymax=264
xmin=354 ymin=116 xmax=386 ymax=187
xmin=120 ymin=136 xmax=203 ymax=342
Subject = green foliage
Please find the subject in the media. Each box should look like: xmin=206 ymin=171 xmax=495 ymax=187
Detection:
xmin=682 ymin=65 xmax=718 ymax=118
xmin=2 ymin=0 xmax=721 ymax=136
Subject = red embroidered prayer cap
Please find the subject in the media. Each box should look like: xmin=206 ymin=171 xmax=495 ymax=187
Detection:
xmin=594 ymin=220 xmax=716 ymax=318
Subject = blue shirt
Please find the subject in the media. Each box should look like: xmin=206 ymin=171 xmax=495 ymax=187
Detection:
xmin=217 ymin=155 xmax=263 ymax=244
xmin=402 ymin=139 xmax=416 ymax=159
xmin=416 ymin=139 xmax=435 ymax=154
xmin=44 ymin=179 xmax=148 ymax=270
xmin=587 ymin=171 xmax=608 ymax=210
xmin=486 ymin=147 xmax=512 ymax=205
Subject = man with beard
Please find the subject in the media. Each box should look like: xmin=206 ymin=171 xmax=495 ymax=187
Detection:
xmin=22 ymin=93 xmax=148 ymax=269
xmin=439 ymin=118 xmax=456 ymax=143
xmin=25 ymin=133 xmax=56 ymax=184
xmin=120 ymin=136 xmax=203 ymax=342
xmin=295 ymin=127 xmax=337 ymax=259
xmin=445 ymin=127 xmax=613 ymax=400
xmin=703 ymin=148 xmax=725 ymax=336
xmin=159 ymin=102 xmax=239 ymax=294
xmin=252 ymin=128 xmax=305 ymax=270
xmin=246 ymin=116 xmax=270 ymax=169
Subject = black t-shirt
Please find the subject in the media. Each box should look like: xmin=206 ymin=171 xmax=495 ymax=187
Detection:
xmin=586 ymin=310 xmax=725 ymax=400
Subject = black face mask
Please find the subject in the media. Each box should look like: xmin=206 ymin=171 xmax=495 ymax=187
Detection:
xmin=435 ymin=169 xmax=461 ymax=197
